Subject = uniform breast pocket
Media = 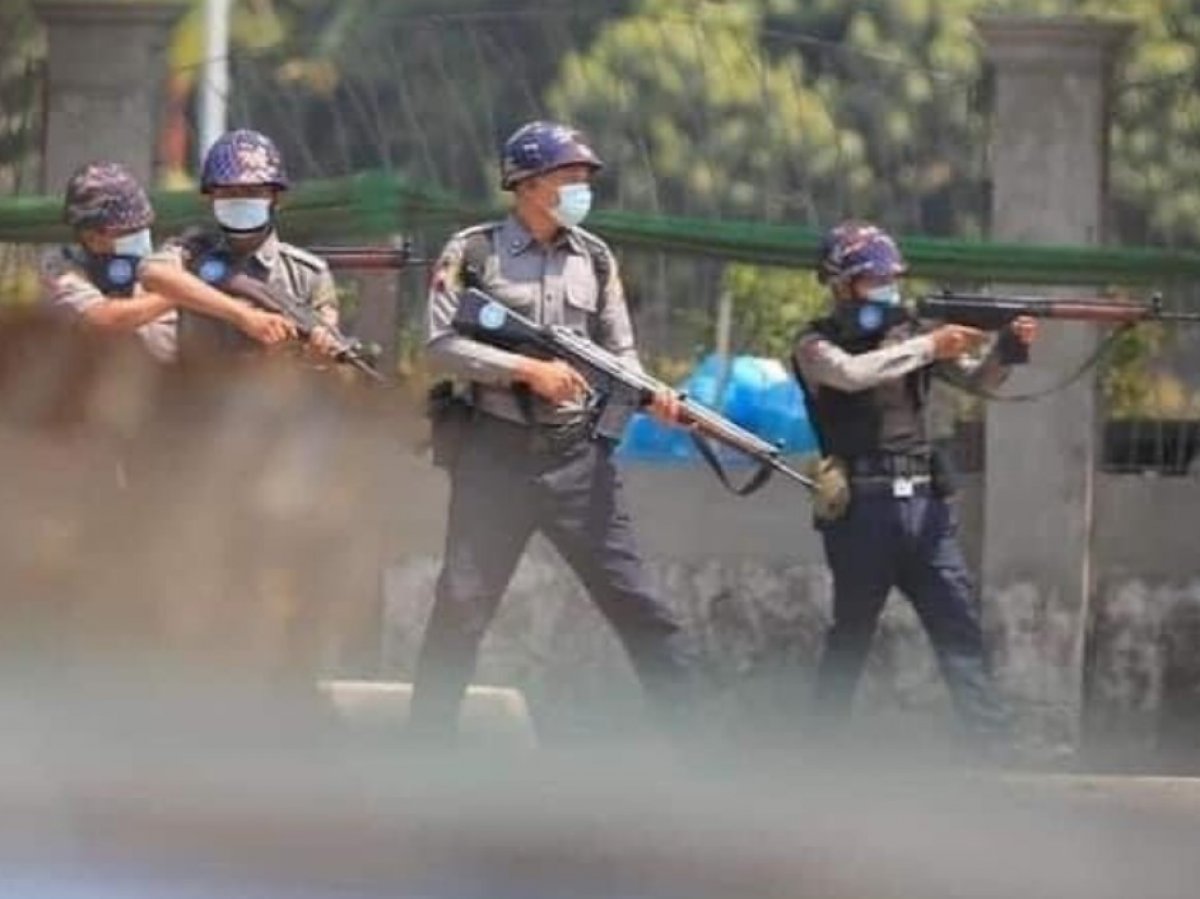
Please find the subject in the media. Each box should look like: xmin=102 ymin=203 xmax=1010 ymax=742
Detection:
xmin=563 ymin=281 xmax=599 ymax=335
xmin=487 ymin=281 xmax=540 ymax=316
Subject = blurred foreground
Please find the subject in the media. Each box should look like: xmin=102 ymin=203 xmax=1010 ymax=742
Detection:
xmin=0 ymin=310 xmax=1197 ymax=897
xmin=2 ymin=677 xmax=1200 ymax=899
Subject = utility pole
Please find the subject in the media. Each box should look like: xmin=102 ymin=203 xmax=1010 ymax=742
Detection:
xmin=198 ymin=0 xmax=232 ymax=160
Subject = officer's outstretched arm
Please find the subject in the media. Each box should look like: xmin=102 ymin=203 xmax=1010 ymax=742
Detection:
xmin=80 ymin=294 xmax=175 ymax=331
xmin=793 ymin=332 xmax=936 ymax=393
xmin=46 ymin=267 xmax=173 ymax=333
xmin=934 ymin=337 xmax=1010 ymax=393
xmin=137 ymin=259 xmax=295 ymax=345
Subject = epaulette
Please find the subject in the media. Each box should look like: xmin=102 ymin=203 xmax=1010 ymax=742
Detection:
xmin=571 ymin=225 xmax=612 ymax=258
xmin=277 ymin=240 xmax=329 ymax=272
xmin=452 ymin=221 xmax=503 ymax=250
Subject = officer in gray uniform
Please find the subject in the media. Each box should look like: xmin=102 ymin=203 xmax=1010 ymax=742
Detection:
xmin=42 ymin=161 xmax=292 ymax=362
xmin=164 ymin=129 xmax=341 ymax=360
xmin=413 ymin=120 xmax=691 ymax=743
xmin=792 ymin=221 xmax=1039 ymax=751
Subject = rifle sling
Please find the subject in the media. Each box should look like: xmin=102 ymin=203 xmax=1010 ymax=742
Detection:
xmin=688 ymin=430 xmax=775 ymax=496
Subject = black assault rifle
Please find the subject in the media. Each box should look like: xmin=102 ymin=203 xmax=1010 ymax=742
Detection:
xmin=916 ymin=290 xmax=1200 ymax=364
xmin=183 ymin=232 xmax=386 ymax=382
xmin=452 ymin=287 xmax=815 ymax=495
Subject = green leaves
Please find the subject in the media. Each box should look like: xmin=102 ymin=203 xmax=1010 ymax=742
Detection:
xmin=721 ymin=263 xmax=829 ymax=357
xmin=547 ymin=0 xmax=871 ymax=224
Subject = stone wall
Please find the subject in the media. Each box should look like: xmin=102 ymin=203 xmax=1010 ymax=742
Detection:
xmin=380 ymin=462 xmax=1200 ymax=768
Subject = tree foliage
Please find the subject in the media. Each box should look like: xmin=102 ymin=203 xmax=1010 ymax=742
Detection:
xmin=548 ymin=0 xmax=872 ymax=224
xmin=721 ymin=264 xmax=829 ymax=358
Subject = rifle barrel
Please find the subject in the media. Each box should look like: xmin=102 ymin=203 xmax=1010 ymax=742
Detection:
xmin=310 ymin=247 xmax=423 ymax=271
xmin=921 ymin=293 xmax=1200 ymax=324
xmin=769 ymin=457 xmax=817 ymax=491
xmin=1038 ymin=301 xmax=1151 ymax=323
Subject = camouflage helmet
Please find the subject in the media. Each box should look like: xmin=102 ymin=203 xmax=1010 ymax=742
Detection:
xmin=500 ymin=120 xmax=602 ymax=190
xmin=816 ymin=220 xmax=907 ymax=285
xmin=200 ymin=129 xmax=289 ymax=193
xmin=63 ymin=161 xmax=155 ymax=233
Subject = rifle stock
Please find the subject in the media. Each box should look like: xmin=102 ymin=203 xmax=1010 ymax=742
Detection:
xmin=309 ymin=245 xmax=427 ymax=271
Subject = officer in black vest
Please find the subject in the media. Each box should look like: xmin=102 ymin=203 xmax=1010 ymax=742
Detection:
xmin=792 ymin=221 xmax=1038 ymax=750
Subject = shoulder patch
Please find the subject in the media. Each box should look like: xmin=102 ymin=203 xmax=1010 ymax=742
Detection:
xmin=430 ymin=234 xmax=468 ymax=294
xmin=452 ymin=221 xmax=503 ymax=243
xmin=277 ymin=241 xmax=329 ymax=272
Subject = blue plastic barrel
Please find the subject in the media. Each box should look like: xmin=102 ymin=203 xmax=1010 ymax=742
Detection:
xmin=617 ymin=353 xmax=818 ymax=464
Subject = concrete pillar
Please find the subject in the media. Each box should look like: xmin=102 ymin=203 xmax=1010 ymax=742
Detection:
xmin=351 ymin=255 xmax=406 ymax=377
xmin=33 ymin=0 xmax=188 ymax=191
xmin=975 ymin=17 xmax=1132 ymax=747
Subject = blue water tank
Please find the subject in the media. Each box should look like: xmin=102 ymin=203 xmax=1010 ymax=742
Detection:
xmin=618 ymin=353 xmax=818 ymax=464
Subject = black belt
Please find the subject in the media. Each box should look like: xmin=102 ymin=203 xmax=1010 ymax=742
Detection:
xmin=845 ymin=453 xmax=932 ymax=479
xmin=850 ymin=474 xmax=933 ymax=492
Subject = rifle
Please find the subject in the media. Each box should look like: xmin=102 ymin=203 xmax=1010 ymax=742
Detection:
xmin=916 ymin=290 xmax=1200 ymax=364
xmin=309 ymin=241 xmax=428 ymax=272
xmin=184 ymin=234 xmax=386 ymax=383
xmin=452 ymin=287 xmax=815 ymax=496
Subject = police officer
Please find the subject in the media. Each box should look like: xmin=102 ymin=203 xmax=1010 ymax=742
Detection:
xmin=792 ymin=221 xmax=1038 ymax=750
xmin=42 ymin=161 xmax=293 ymax=362
xmin=168 ymin=129 xmax=341 ymax=360
xmin=413 ymin=120 xmax=691 ymax=742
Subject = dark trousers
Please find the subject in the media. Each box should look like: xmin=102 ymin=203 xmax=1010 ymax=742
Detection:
xmin=410 ymin=414 xmax=692 ymax=740
xmin=814 ymin=486 xmax=1008 ymax=744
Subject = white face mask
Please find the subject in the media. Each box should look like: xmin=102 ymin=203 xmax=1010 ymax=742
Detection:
xmin=213 ymin=197 xmax=273 ymax=232
xmin=862 ymin=283 xmax=902 ymax=306
xmin=552 ymin=183 xmax=593 ymax=228
xmin=112 ymin=228 xmax=153 ymax=259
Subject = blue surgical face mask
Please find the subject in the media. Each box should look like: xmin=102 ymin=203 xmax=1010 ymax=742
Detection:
xmin=552 ymin=183 xmax=593 ymax=228
xmin=862 ymin=283 xmax=901 ymax=306
xmin=112 ymin=228 xmax=153 ymax=259
xmin=213 ymin=197 xmax=273 ymax=232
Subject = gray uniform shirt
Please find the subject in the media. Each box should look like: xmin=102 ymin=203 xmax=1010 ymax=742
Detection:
xmin=39 ymin=246 xmax=178 ymax=363
xmin=425 ymin=215 xmax=641 ymax=425
xmin=793 ymin=325 xmax=1010 ymax=395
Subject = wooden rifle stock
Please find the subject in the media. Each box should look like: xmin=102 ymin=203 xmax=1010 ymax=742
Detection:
xmin=309 ymin=245 xmax=428 ymax=271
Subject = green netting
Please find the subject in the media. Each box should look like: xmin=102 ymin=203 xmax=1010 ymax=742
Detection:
xmin=4 ymin=170 xmax=1200 ymax=286
xmin=0 ymin=171 xmax=429 ymax=246
xmin=587 ymin=211 xmax=1200 ymax=286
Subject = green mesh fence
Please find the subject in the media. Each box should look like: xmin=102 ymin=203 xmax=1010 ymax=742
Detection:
xmin=3 ymin=169 xmax=1199 ymax=287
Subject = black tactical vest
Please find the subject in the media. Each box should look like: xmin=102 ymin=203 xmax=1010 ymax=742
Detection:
xmin=799 ymin=305 xmax=930 ymax=458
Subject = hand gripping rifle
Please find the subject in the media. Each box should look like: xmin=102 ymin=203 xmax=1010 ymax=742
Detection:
xmin=183 ymin=231 xmax=386 ymax=383
xmin=452 ymin=287 xmax=814 ymax=496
